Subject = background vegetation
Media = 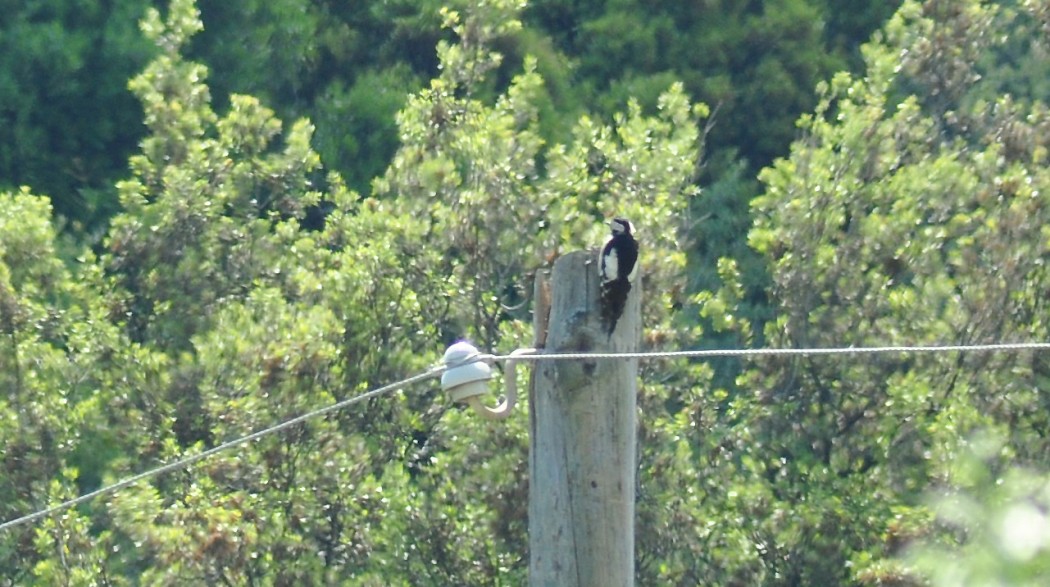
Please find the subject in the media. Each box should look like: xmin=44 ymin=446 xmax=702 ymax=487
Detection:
xmin=2 ymin=0 xmax=1050 ymax=584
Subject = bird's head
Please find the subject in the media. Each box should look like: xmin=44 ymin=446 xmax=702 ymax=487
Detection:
xmin=609 ymin=218 xmax=633 ymax=236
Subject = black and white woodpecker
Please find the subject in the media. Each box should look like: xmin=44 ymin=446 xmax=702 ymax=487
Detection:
xmin=598 ymin=217 xmax=639 ymax=335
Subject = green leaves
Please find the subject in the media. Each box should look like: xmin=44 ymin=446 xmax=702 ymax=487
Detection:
xmin=700 ymin=0 xmax=1050 ymax=583
xmin=906 ymin=434 xmax=1050 ymax=586
xmin=1 ymin=0 xmax=711 ymax=581
xmin=0 ymin=0 xmax=153 ymax=229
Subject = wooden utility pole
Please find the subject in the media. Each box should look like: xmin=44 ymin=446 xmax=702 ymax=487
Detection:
xmin=529 ymin=250 xmax=640 ymax=587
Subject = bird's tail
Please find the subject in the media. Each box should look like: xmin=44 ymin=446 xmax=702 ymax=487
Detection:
xmin=600 ymin=281 xmax=631 ymax=335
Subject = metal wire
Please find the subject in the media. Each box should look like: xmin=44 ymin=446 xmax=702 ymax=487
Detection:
xmin=489 ymin=342 xmax=1050 ymax=362
xmin=4 ymin=340 xmax=1049 ymax=534
xmin=0 ymin=366 xmax=446 ymax=534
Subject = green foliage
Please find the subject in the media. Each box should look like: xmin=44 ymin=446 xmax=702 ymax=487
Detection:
xmin=2 ymin=0 xmax=706 ymax=582
xmin=529 ymin=0 xmax=902 ymax=171
xmin=7 ymin=0 xmax=1050 ymax=584
xmin=0 ymin=0 xmax=899 ymax=251
xmin=522 ymin=0 xmax=905 ymax=357
xmin=186 ymin=0 xmax=449 ymax=197
xmin=108 ymin=0 xmax=324 ymax=351
xmin=700 ymin=0 xmax=1050 ymax=583
xmin=311 ymin=65 xmax=424 ymax=192
xmin=0 ymin=187 xmax=166 ymax=584
xmin=904 ymin=433 xmax=1050 ymax=586
xmin=0 ymin=0 xmax=154 ymax=230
